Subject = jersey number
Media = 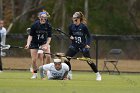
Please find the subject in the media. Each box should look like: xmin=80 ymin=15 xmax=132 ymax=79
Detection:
xmin=37 ymin=34 xmax=44 ymax=40
xmin=75 ymin=37 xmax=81 ymax=44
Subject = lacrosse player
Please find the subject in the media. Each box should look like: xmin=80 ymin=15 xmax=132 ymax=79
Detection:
xmin=39 ymin=58 xmax=70 ymax=80
xmin=26 ymin=28 xmax=45 ymax=70
xmin=0 ymin=19 xmax=7 ymax=57
xmin=25 ymin=10 xmax=52 ymax=79
xmin=64 ymin=11 xmax=101 ymax=81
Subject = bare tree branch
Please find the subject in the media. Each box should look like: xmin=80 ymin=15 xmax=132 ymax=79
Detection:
xmin=0 ymin=0 xmax=3 ymax=19
xmin=7 ymin=6 xmax=43 ymax=33
xmin=20 ymin=0 xmax=33 ymax=22
xmin=61 ymin=0 xmax=66 ymax=31
xmin=11 ymin=0 xmax=16 ymax=20
xmin=128 ymin=0 xmax=140 ymax=31
xmin=84 ymin=0 xmax=88 ymax=20
xmin=52 ymin=0 xmax=62 ymax=23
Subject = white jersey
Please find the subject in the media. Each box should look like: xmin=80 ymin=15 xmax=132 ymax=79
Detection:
xmin=0 ymin=27 xmax=7 ymax=46
xmin=0 ymin=27 xmax=6 ymax=35
xmin=43 ymin=63 xmax=69 ymax=79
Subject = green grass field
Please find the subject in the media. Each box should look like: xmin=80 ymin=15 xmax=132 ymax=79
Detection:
xmin=0 ymin=71 xmax=140 ymax=93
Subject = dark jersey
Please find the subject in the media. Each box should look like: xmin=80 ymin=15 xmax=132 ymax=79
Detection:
xmin=69 ymin=23 xmax=91 ymax=47
xmin=30 ymin=20 xmax=52 ymax=44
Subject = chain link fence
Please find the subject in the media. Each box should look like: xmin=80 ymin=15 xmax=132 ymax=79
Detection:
xmin=1 ymin=34 xmax=140 ymax=72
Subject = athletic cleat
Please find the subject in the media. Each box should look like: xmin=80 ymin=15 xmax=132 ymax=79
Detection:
xmin=96 ymin=72 xmax=101 ymax=81
xmin=31 ymin=73 xmax=37 ymax=79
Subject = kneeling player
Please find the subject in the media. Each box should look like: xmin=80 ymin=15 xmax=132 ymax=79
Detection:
xmin=39 ymin=58 xmax=70 ymax=80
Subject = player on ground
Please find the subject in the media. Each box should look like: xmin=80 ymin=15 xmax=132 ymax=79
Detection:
xmin=39 ymin=58 xmax=70 ymax=80
xmin=64 ymin=11 xmax=101 ymax=81
xmin=25 ymin=10 xmax=52 ymax=79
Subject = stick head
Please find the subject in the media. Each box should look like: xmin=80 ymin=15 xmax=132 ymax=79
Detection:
xmin=77 ymin=57 xmax=91 ymax=61
xmin=55 ymin=53 xmax=65 ymax=57
xmin=26 ymin=28 xmax=31 ymax=35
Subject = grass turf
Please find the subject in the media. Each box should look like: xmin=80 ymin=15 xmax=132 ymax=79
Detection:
xmin=0 ymin=71 xmax=139 ymax=93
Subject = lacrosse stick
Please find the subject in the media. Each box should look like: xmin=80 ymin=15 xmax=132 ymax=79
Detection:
xmin=44 ymin=52 xmax=93 ymax=61
xmin=1 ymin=44 xmax=24 ymax=50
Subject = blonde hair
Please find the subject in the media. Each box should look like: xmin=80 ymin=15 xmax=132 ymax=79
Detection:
xmin=78 ymin=11 xmax=87 ymax=25
xmin=73 ymin=11 xmax=87 ymax=25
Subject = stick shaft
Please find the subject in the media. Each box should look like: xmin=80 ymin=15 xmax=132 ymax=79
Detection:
xmin=44 ymin=52 xmax=92 ymax=61
xmin=1 ymin=44 xmax=24 ymax=50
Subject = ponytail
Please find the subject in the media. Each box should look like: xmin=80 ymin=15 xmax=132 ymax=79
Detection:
xmin=79 ymin=11 xmax=87 ymax=25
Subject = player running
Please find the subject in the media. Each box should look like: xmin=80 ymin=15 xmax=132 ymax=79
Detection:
xmin=25 ymin=10 xmax=52 ymax=79
xmin=64 ymin=11 xmax=101 ymax=81
xmin=39 ymin=58 xmax=70 ymax=80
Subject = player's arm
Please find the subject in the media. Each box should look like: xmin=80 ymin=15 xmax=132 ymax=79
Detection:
xmin=39 ymin=66 xmax=45 ymax=79
xmin=25 ymin=35 xmax=32 ymax=49
xmin=42 ymin=22 xmax=52 ymax=50
xmin=46 ymin=37 xmax=51 ymax=45
xmin=25 ymin=24 xmax=35 ymax=49
xmin=62 ymin=71 xmax=69 ymax=80
xmin=84 ymin=25 xmax=91 ymax=48
xmin=39 ymin=64 xmax=51 ymax=80
xmin=46 ymin=22 xmax=52 ymax=45
xmin=68 ymin=25 xmax=74 ymax=40
xmin=62 ymin=63 xmax=70 ymax=80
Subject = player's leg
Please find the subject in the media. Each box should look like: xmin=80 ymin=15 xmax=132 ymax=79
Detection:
xmin=82 ymin=48 xmax=98 ymax=72
xmin=1 ymin=34 xmax=6 ymax=56
xmin=30 ymin=49 xmax=38 ymax=79
xmin=38 ymin=50 xmax=44 ymax=65
xmin=82 ymin=48 xmax=101 ymax=81
xmin=44 ymin=45 xmax=51 ymax=64
xmin=0 ymin=33 xmax=6 ymax=46
xmin=64 ymin=45 xmax=79 ymax=80
xmin=65 ymin=45 xmax=78 ymax=71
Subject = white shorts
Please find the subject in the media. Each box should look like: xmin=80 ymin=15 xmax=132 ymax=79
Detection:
xmin=37 ymin=45 xmax=50 ymax=54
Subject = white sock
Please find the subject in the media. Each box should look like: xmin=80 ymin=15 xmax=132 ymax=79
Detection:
xmin=96 ymin=72 xmax=100 ymax=76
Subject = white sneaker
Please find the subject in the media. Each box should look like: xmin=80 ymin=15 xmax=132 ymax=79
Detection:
xmin=96 ymin=72 xmax=101 ymax=81
xmin=0 ymin=70 xmax=3 ymax=73
xmin=31 ymin=73 xmax=37 ymax=79
xmin=67 ymin=70 xmax=72 ymax=80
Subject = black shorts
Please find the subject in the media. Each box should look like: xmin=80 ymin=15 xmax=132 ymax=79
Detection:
xmin=66 ymin=44 xmax=91 ymax=58
xmin=29 ymin=42 xmax=46 ymax=49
